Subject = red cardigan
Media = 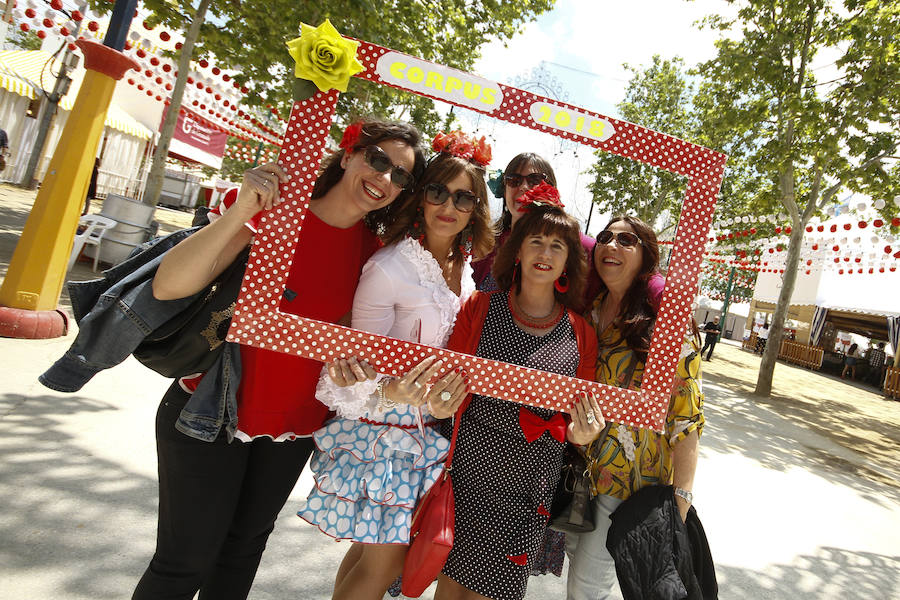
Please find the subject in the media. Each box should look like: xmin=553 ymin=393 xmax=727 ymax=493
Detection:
xmin=447 ymin=291 xmax=598 ymax=390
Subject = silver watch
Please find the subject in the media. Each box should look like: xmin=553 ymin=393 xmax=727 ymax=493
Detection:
xmin=674 ymin=487 xmax=693 ymax=504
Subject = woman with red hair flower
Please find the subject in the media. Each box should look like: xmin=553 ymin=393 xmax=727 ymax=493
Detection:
xmin=299 ymin=130 xmax=494 ymax=600
xmin=429 ymin=191 xmax=606 ymax=600
xmin=137 ymin=118 xmax=426 ymax=599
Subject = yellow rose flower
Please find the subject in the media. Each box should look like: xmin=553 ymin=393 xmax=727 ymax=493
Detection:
xmin=286 ymin=19 xmax=364 ymax=93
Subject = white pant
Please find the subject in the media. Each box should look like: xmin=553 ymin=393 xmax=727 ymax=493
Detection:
xmin=565 ymin=494 xmax=624 ymax=600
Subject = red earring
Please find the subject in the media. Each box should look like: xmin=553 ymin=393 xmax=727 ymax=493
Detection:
xmin=554 ymin=270 xmax=569 ymax=293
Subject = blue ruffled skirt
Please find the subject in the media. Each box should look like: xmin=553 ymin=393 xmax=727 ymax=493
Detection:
xmin=298 ymin=408 xmax=450 ymax=544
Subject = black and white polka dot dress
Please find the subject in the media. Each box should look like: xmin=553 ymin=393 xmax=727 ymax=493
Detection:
xmin=442 ymin=292 xmax=579 ymax=600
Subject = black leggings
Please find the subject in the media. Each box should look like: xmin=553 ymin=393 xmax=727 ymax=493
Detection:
xmin=133 ymin=382 xmax=314 ymax=600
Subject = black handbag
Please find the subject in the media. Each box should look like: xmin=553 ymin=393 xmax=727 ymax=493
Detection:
xmin=550 ymin=354 xmax=638 ymax=534
xmin=549 ymin=442 xmax=598 ymax=533
xmin=132 ymin=246 xmax=249 ymax=378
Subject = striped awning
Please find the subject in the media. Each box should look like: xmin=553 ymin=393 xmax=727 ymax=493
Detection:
xmin=0 ymin=50 xmax=152 ymax=140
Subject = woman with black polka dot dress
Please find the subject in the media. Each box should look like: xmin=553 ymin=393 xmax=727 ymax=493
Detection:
xmin=427 ymin=187 xmax=607 ymax=600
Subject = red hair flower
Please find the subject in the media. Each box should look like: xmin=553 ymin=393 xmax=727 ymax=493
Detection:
xmin=339 ymin=121 xmax=363 ymax=150
xmin=431 ymin=130 xmax=491 ymax=167
xmin=515 ymin=181 xmax=564 ymax=212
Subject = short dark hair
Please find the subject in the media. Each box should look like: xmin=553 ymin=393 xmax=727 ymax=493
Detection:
xmin=495 ymin=153 xmax=557 ymax=231
xmin=311 ymin=118 xmax=426 ymax=234
xmin=381 ymin=153 xmax=495 ymax=264
xmin=492 ymin=205 xmax=586 ymax=309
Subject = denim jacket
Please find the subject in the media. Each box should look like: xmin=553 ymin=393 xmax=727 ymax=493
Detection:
xmin=39 ymin=225 xmax=243 ymax=442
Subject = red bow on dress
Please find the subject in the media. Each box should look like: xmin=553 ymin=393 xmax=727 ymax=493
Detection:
xmin=518 ymin=407 xmax=567 ymax=444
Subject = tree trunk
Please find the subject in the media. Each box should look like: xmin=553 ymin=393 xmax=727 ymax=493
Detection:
xmin=141 ymin=0 xmax=212 ymax=206
xmin=754 ymin=206 xmax=809 ymax=397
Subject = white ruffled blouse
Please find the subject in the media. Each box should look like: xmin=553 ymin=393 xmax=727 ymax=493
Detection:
xmin=316 ymin=237 xmax=475 ymax=419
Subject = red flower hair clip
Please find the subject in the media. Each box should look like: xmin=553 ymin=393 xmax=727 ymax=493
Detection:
xmin=515 ymin=181 xmax=564 ymax=212
xmin=339 ymin=121 xmax=364 ymax=150
xmin=431 ymin=130 xmax=492 ymax=167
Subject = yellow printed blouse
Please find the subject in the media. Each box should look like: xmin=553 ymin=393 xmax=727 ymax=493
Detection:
xmin=584 ymin=296 xmax=705 ymax=500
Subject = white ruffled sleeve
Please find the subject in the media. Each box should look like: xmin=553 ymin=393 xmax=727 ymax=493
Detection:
xmin=315 ymin=257 xmax=398 ymax=419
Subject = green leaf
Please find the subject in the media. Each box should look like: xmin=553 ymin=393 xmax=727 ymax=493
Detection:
xmin=292 ymin=78 xmax=319 ymax=102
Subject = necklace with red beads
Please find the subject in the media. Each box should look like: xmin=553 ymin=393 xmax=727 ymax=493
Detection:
xmin=507 ymin=293 xmax=565 ymax=330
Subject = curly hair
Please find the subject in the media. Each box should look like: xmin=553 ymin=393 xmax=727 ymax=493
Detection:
xmin=494 ymin=152 xmax=558 ymax=232
xmin=381 ymin=153 xmax=495 ymax=265
xmin=592 ymin=215 xmax=661 ymax=362
xmin=311 ymin=118 xmax=427 ymax=234
xmin=492 ymin=205 xmax=587 ymax=309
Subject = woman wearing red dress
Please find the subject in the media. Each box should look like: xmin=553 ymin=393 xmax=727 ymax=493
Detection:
xmin=136 ymin=119 xmax=426 ymax=600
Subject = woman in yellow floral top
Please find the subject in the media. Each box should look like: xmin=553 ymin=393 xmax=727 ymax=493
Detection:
xmin=565 ymin=216 xmax=705 ymax=600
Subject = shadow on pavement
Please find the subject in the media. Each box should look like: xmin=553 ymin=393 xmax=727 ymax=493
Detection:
xmin=717 ymin=546 xmax=900 ymax=599
xmin=0 ymin=393 xmax=158 ymax=599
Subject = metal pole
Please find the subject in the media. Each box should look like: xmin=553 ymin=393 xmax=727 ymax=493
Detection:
xmin=718 ymin=266 xmax=736 ymax=341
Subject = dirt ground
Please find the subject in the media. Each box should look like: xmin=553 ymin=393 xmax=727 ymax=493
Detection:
xmin=702 ymin=342 xmax=900 ymax=489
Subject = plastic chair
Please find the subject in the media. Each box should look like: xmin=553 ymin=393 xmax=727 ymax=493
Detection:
xmin=68 ymin=215 xmax=117 ymax=272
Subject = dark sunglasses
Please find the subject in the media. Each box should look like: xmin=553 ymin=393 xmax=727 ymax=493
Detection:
xmin=423 ymin=182 xmax=478 ymax=213
xmin=597 ymin=230 xmax=642 ymax=247
xmin=503 ymin=172 xmax=547 ymax=188
xmin=363 ymin=145 xmax=414 ymax=189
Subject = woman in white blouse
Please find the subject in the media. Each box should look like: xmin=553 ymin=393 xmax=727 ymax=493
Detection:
xmin=298 ymin=131 xmax=495 ymax=600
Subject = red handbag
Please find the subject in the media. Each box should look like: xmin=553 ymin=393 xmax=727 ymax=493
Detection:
xmin=401 ymin=400 xmax=467 ymax=598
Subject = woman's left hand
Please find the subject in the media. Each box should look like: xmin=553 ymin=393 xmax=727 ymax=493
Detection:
xmin=567 ymin=392 xmax=606 ymax=446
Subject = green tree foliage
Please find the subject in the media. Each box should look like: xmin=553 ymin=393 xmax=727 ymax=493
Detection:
xmin=696 ymin=0 xmax=900 ymax=396
xmin=585 ymin=56 xmax=694 ymax=233
xmin=200 ymin=0 xmax=555 ymax=139
xmin=7 ymin=28 xmax=43 ymax=51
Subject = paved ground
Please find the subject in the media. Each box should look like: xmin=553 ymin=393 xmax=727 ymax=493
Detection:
xmin=1 ymin=185 xmax=899 ymax=599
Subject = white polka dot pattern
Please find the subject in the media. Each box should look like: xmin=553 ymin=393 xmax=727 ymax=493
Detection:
xmin=227 ymin=40 xmax=726 ymax=433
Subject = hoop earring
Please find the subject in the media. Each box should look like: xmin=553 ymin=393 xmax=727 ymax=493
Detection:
xmin=458 ymin=221 xmax=474 ymax=261
xmin=408 ymin=205 xmax=425 ymax=244
xmin=554 ymin=270 xmax=569 ymax=293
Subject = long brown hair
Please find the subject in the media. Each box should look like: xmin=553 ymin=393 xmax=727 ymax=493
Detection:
xmin=382 ymin=153 xmax=494 ymax=265
xmin=492 ymin=205 xmax=587 ymax=308
xmin=592 ymin=215 xmax=660 ymax=361
xmin=494 ymin=153 xmax=558 ymax=232
xmin=311 ymin=118 xmax=426 ymax=234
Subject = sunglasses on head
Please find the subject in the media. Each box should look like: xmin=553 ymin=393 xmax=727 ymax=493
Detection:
xmin=423 ymin=182 xmax=478 ymax=213
xmin=597 ymin=230 xmax=642 ymax=247
xmin=503 ymin=172 xmax=547 ymax=188
xmin=363 ymin=145 xmax=414 ymax=189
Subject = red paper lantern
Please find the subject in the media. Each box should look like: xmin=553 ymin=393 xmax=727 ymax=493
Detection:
xmin=886 ymin=246 xmax=894 ymax=254
xmin=36 ymin=30 xmax=47 ymax=39
xmin=844 ymin=257 xmax=850 ymax=262
xmin=160 ymin=31 xmax=171 ymax=42
xmin=87 ymin=20 xmax=99 ymax=32
xmin=839 ymin=269 xmax=844 ymax=274
xmin=67 ymin=42 xmax=76 ymax=51
xmin=50 ymin=0 xmax=63 ymax=9
xmin=137 ymin=84 xmax=144 ymax=90
xmin=165 ymin=83 xmax=172 ymax=91
xmin=843 ymin=223 xmax=852 ymax=230
xmin=806 ymin=260 xmax=812 ymax=265
xmin=728 ymin=232 xmax=734 ymax=239
xmin=806 ymin=226 xmax=813 ymax=232
xmin=150 ymin=57 xmax=160 ymax=66
xmin=812 ymin=244 xmax=819 ymax=250
xmin=832 ymin=245 xmax=839 ymax=251
xmin=785 ymin=226 xmax=792 ymax=234
xmin=893 ymin=218 xmax=900 ymax=227
xmin=834 ymin=258 xmax=840 ymax=263
xmin=817 ymin=225 xmax=824 ymax=232
xmin=854 ymin=257 xmax=861 ymax=263
xmin=19 ymin=23 xmax=29 ymax=32
xmin=143 ymin=20 xmax=153 ymax=30
xmin=894 ymin=250 xmax=900 ymax=259
xmin=127 ymin=78 xmax=134 ymax=85
xmin=858 ymin=220 xmax=867 ymax=229
xmin=868 ymin=268 xmax=874 ymax=274
xmin=891 ymin=267 xmax=897 ymax=272
xmin=830 ymin=224 xmax=837 ymax=232
xmin=175 ymin=42 xmax=183 ymax=50
xmin=873 ymin=219 xmax=884 ymax=228
xmin=223 ymin=74 xmax=231 ymax=82
xmin=199 ymin=59 xmax=209 ymax=68
xmin=24 ymin=8 xmax=35 ymax=18
xmin=137 ymin=49 xmax=146 ymax=58
xmin=879 ymin=267 xmax=885 ymax=273
xmin=805 ymin=270 xmax=810 ymax=275
xmin=162 ymin=64 xmax=172 ymax=72
xmin=42 ymin=18 xmax=53 ymax=27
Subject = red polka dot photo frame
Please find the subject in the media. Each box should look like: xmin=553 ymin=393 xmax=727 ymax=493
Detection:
xmin=227 ymin=39 xmax=726 ymax=431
